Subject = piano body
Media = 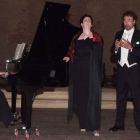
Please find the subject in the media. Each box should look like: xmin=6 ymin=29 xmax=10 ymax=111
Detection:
xmin=6 ymin=2 xmax=81 ymax=131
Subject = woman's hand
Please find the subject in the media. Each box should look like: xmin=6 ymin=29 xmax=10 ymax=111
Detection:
xmin=63 ymin=57 xmax=70 ymax=62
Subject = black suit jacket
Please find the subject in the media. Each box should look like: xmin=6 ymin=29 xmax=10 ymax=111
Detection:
xmin=111 ymin=29 xmax=140 ymax=65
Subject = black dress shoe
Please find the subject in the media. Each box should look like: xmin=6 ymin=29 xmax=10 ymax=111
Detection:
xmin=109 ymin=126 xmax=125 ymax=132
xmin=10 ymin=121 xmax=16 ymax=126
xmin=6 ymin=119 xmax=21 ymax=128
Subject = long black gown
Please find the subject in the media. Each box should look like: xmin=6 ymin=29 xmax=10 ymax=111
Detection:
xmin=67 ymin=36 xmax=102 ymax=131
xmin=73 ymin=38 xmax=91 ymax=129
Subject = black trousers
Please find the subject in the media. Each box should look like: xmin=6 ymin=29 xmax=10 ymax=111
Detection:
xmin=0 ymin=90 xmax=13 ymax=126
xmin=115 ymin=64 xmax=140 ymax=130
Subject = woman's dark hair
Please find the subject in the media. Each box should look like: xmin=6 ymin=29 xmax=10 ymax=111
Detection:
xmin=122 ymin=11 xmax=137 ymax=21
xmin=80 ymin=14 xmax=93 ymax=24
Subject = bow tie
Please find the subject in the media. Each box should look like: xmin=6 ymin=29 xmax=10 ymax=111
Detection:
xmin=124 ymin=30 xmax=132 ymax=34
xmin=124 ymin=27 xmax=134 ymax=34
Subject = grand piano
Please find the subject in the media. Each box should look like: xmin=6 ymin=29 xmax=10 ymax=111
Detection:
xmin=5 ymin=1 xmax=81 ymax=136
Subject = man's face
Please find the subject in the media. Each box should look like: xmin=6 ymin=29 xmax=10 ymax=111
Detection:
xmin=123 ymin=16 xmax=135 ymax=30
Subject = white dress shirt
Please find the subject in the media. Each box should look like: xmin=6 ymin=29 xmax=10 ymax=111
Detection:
xmin=118 ymin=27 xmax=137 ymax=68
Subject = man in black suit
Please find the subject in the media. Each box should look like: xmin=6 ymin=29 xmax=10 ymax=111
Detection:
xmin=109 ymin=11 xmax=140 ymax=133
xmin=0 ymin=72 xmax=18 ymax=127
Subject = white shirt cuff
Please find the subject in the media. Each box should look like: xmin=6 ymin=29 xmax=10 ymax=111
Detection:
xmin=130 ymin=47 xmax=133 ymax=52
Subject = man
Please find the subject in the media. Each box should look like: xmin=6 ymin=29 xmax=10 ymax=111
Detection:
xmin=0 ymin=72 xmax=18 ymax=127
xmin=109 ymin=11 xmax=140 ymax=133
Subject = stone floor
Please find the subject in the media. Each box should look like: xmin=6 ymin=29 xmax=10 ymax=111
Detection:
xmin=0 ymin=108 xmax=140 ymax=140
xmin=2 ymin=86 xmax=134 ymax=109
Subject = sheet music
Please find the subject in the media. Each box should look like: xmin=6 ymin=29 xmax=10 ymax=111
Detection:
xmin=13 ymin=43 xmax=25 ymax=60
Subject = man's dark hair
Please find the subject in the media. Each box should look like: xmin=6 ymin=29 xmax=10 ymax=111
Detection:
xmin=122 ymin=11 xmax=137 ymax=28
xmin=122 ymin=11 xmax=137 ymax=21
xmin=80 ymin=14 xmax=93 ymax=25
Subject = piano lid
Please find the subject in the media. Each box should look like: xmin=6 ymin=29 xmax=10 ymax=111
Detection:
xmin=6 ymin=2 xmax=82 ymax=87
xmin=28 ymin=2 xmax=81 ymax=61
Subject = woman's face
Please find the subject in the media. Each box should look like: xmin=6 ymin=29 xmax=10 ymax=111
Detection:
xmin=81 ymin=17 xmax=92 ymax=29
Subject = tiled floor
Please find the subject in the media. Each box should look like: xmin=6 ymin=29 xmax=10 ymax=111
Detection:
xmin=0 ymin=108 xmax=140 ymax=140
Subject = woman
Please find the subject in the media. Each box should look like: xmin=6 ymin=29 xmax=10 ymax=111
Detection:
xmin=63 ymin=14 xmax=103 ymax=136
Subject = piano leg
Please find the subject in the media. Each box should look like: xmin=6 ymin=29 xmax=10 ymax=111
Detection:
xmin=25 ymin=91 xmax=35 ymax=129
xmin=13 ymin=86 xmax=42 ymax=139
xmin=19 ymin=87 xmax=37 ymax=129
xmin=21 ymin=91 xmax=26 ymax=124
xmin=11 ymin=86 xmax=17 ymax=113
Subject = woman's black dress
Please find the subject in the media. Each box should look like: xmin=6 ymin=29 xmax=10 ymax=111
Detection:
xmin=67 ymin=35 xmax=102 ymax=131
xmin=73 ymin=38 xmax=93 ymax=129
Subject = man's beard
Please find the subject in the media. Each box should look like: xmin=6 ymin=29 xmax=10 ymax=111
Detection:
xmin=125 ymin=25 xmax=131 ymax=30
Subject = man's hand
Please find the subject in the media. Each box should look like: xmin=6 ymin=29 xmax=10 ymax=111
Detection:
xmin=0 ymin=72 xmax=4 ymax=75
xmin=115 ymin=39 xmax=121 ymax=51
xmin=0 ymin=72 xmax=9 ymax=79
xmin=120 ymin=38 xmax=132 ymax=50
